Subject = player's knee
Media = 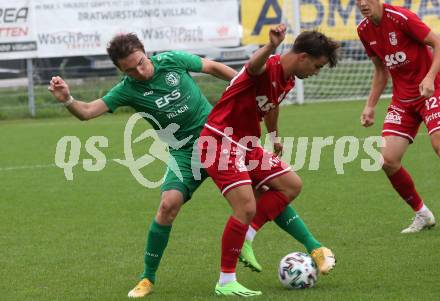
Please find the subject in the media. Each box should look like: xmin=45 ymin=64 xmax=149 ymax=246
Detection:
xmin=381 ymin=156 xmax=401 ymax=175
xmin=236 ymin=198 xmax=256 ymax=223
xmin=157 ymin=198 xmax=182 ymax=224
xmin=284 ymin=174 xmax=303 ymax=201
xmin=434 ymin=145 xmax=440 ymax=158
xmin=432 ymin=138 xmax=440 ymax=157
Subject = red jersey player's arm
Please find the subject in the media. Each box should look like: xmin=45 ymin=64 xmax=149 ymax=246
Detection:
xmin=366 ymin=56 xmax=389 ymax=108
xmin=248 ymin=24 xmax=286 ymax=75
xmin=48 ymin=76 xmax=109 ymax=121
xmin=201 ymin=58 xmax=237 ymax=81
xmin=264 ymin=107 xmax=283 ymax=155
xmin=360 ymin=56 xmax=389 ymax=127
xmin=420 ymin=31 xmax=440 ymax=97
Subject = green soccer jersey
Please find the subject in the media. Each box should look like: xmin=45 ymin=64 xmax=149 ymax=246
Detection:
xmin=102 ymin=51 xmax=212 ymax=148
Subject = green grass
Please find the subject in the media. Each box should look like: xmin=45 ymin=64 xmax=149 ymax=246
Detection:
xmin=1 ymin=100 xmax=439 ymax=300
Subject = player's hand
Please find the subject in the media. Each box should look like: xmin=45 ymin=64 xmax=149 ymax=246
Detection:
xmin=273 ymin=142 xmax=284 ymax=157
xmin=269 ymin=24 xmax=286 ymax=48
xmin=419 ymin=76 xmax=435 ymax=98
xmin=48 ymin=76 xmax=71 ymax=103
xmin=360 ymin=106 xmax=375 ymax=127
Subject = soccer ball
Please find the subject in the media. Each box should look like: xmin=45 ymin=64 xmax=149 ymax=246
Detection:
xmin=278 ymin=252 xmax=318 ymax=289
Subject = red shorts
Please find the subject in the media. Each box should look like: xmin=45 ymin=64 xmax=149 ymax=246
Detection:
xmin=382 ymin=90 xmax=440 ymax=143
xmin=198 ymin=127 xmax=292 ymax=196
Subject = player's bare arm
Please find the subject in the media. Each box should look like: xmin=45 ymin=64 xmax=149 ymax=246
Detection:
xmin=419 ymin=31 xmax=440 ymax=98
xmin=201 ymin=59 xmax=237 ymax=81
xmin=247 ymin=24 xmax=286 ymax=75
xmin=361 ymin=56 xmax=389 ymax=127
xmin=48 ymin=76 xmax=109 ymax=121
xmin=264 ymin=107 xmax=283 ymax=155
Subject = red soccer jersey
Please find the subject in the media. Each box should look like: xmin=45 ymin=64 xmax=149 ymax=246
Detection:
xmin=357 ymin=3 xmax=440 ymax=101
xmin=205 ymin=55 xmax=295 ymax=146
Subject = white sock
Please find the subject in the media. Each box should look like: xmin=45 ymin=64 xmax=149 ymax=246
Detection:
xmin=416 ymin=204 xmax=428 ymax=214
xmin=218 ymin=272 xmax=236 ymax=286
xmin=245 ymin=225 xmax=257 ymax=242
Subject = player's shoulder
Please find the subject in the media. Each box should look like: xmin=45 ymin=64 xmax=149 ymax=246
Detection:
xmin=357 ymin=17 xmax=370 ymax=33
xmin=152 ymin=51 xmax=200 ymax=69
xmin=383 ymin=3 xmax=415 ymax=23
xmin=265 ymin=54 xmax=282 ymax=69
xmin=151 ymin=51 xmax=177 ymax=64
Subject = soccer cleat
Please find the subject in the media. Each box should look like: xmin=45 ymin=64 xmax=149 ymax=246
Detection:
xmin=238 ymin=240 xmax=262 ymax=272
xmin=128 ymin=278 xmax=154 ymax=298
xmin=401 ymin=209 xmax=436 ymax=234
xmin=215 ymin=281 xmax=262 ymax=297
xmin=310 ymin=247 xmax=336 ymax=275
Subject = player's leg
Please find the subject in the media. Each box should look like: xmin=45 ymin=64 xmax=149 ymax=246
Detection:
xmin=431 ymin=130 xmax=440 ymax=157
xmin=199 ymin=132 xmax=262 ymax=296
xmin=424 ymin=89 xmax=440 ymax=157
xmin=215 ymin=184 xmax=262 ymax=297
xmin=239 ymin=149 xmax=297 ymax=273
xmin=382 ymin=99 xmax=435 ymax=233
xmin=254 ymin=171 xmax=334 ymax=274
xmin=382 ymin=136 xmax=435 ymax=233
xmin=128 ymin=190 xmax=185 ymax=298
xmin=129 ymin=149 xmax=198 ymax=298
xmin=240 ymin=171 xmax=299 ymax=273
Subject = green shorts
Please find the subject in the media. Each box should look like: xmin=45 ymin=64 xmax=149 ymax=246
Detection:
xmin=160 ymin=146 xmax=208 ymax=202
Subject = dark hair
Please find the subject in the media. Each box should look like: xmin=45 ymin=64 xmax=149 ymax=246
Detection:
xmin=106 ymin=33 xmax=145 ymax=68
xmin=292 ymin=30 xmax=340 ymax=67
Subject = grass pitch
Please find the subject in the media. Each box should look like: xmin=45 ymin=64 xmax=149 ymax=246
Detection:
xmin=1 ymin=100 xmax=439 ymax=301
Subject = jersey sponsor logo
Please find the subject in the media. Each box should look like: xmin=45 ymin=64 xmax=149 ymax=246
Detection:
xmin=389 ymin=32 xmax=398 ymax=45
xmin=384 ymin=51 xmax=407 ymax=67
xmin=385 ymin=110 xmax=402 ymax=124
xmin=166 ymin=104 xmax=189 ymax=119
xmin=369 ymin=41 xmax=377 ymax=45
xmin=143 ymin=91 xmax=153 ymax=96
xmin=425 ymin=104 xmax=440 ymax=124
xmin=390 ymin=104 xmax=405 ymax=113
xmin=165 ymin=71 xmax=180 ymax=87
xmin=154 ymin=89 xmax=181 ymax=108
xmin=425 ymin=112 xmax=440 ymax=124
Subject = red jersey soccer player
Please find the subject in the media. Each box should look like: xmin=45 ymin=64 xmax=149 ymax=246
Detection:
xmin=198 ymin=25 xmax=339 ymax=296
xmin=356 ymin=0 xmax=440 ymax=233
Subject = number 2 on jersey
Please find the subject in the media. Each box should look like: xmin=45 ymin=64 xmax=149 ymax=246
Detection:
xmin=425 ymin=97 xmax=439 ymax=111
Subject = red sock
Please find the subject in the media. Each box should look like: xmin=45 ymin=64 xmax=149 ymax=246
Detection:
xmin=251 ymin=190 xmax=290 ymax=231
xmin=388 ymin=167 xmax=423 ymax=211
xmin=221 ymin=216 xmax=248 ymax=273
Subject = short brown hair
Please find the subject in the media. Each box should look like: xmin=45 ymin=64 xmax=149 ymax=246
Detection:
xmin=106 ymin=33 xmax=145 ymax=68
xmin=293 ymin=30 xmax=340 ymax=67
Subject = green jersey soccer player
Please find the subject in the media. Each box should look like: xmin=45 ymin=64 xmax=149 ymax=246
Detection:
xmin=48 ymin=33 xmax=236 ymax=298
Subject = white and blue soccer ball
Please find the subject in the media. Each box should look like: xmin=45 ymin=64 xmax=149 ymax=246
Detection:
xmin=278 ymin=252 xmax=318 ymax=289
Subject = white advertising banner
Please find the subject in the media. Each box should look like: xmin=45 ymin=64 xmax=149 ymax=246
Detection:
xmin=0 ymin=0 xmax=240 ymax=60
xmin=0 ymin=0 xmax=38 ymax=59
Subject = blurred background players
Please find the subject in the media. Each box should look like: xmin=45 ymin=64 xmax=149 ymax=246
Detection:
xmin=356 ymin=0 xmax=440 ymax=233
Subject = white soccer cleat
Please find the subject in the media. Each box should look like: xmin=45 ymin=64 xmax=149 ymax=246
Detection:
xmin=401 ymin=209 xmax=436 ymax=234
